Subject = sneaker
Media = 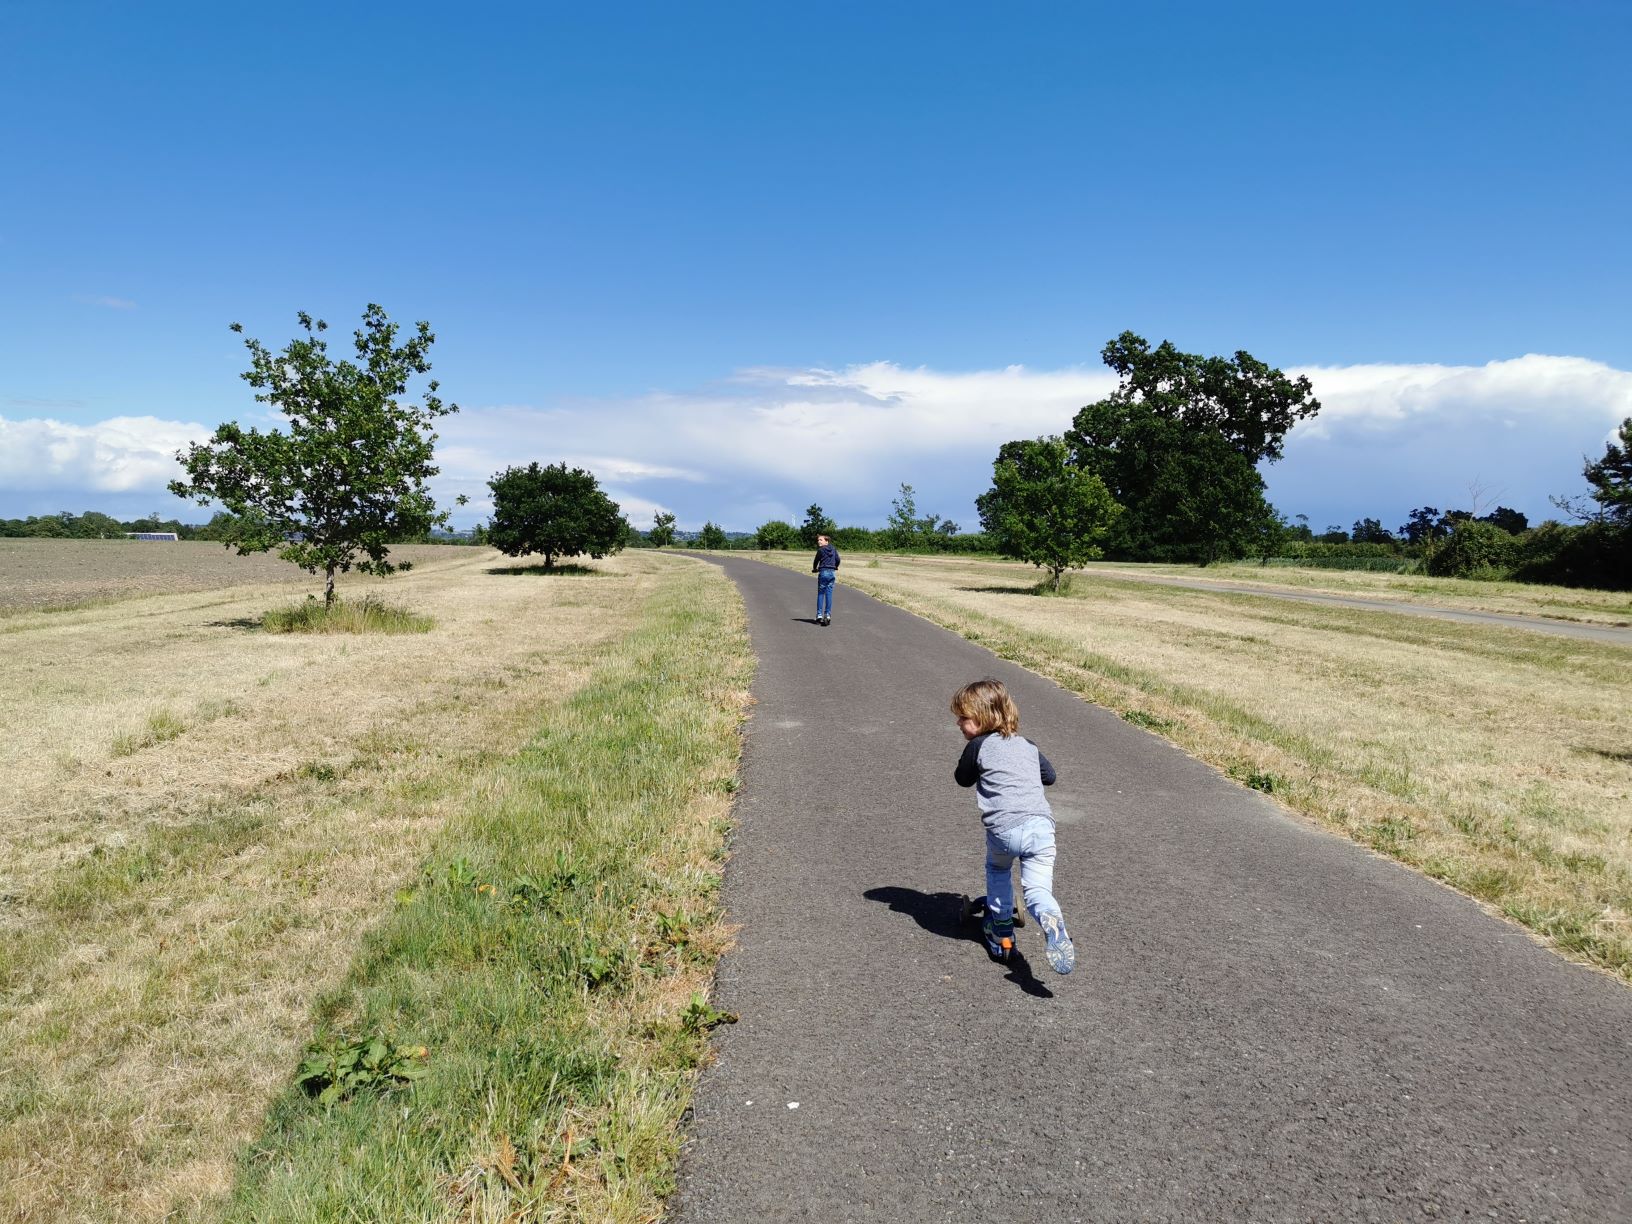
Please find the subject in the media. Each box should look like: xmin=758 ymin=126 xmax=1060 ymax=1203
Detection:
xmin=1037 ymin=912 xmax=1075 ymax=975
xmin=981 ymin=916 xmax=1015 ymax=962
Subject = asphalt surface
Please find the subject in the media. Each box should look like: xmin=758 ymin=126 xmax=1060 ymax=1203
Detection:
xmin=1090 ymin=570 xmax=1632 ymax=645
xmin=672 ymin=555 xmax=1632 ymax=1224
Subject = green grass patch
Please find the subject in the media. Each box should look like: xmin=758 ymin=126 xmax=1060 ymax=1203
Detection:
xmin=220 ymin=559 xmax=752 ymax=1221
xmin=262 ymin=594 xmax=434 ymax=634
xmin=109 ymin=708 xmax=187 ymax=756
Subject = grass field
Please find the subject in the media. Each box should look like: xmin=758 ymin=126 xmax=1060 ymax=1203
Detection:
xmin=754 ymin=550 xmax=1632 ymax=982
xmin=0 ymin=538 xmax=357 ymax=615
xmin=0 ymin=545 xmax=751 ymax=1221
xmin=1080 ymin=557 xmax=1632 ymax=626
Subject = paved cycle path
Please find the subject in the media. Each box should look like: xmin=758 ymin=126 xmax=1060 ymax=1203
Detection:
xmin=673 ymin=555 xmax=1632 ymax=1223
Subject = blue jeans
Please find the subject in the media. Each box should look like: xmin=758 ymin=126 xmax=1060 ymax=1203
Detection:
xmin=815 ymin=568 xmax=836 ymax=618
xmin=985 ymin=816 xmax=1063 ymax=925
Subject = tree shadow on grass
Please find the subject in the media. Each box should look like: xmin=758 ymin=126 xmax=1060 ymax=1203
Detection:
xmin=864 ymin=885 xmax=1053 ymax=998
xmin=204 ymin=616 xmax=263 ymax=632
xmin=955 ymin=584 xmax=1037 ymax=597
xmin=1580 ymin=745 xmax=1632 ymax=765
xmin=486 ymin=563 xmax=610 ymax=577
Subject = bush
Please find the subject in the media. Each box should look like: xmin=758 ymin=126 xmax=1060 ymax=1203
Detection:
xmin=263 ymin=594 xmax=434 ymax=634
xmin=1513 ymin=521 xmax=1632 ymax=590
xmin=1427 ymin=520 xmax=1518 ymax=579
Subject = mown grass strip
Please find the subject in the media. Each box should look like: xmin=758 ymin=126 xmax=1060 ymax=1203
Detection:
xmin=219 ymin=560 xmax=752 ymax=1222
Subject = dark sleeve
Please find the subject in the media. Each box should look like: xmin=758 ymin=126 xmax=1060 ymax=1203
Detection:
xmin=832 ymin=548 xmax=840 ymax=569
xmin=811 ymin=550 xmax=820 ymax=573
xmin=954 ymin=734 xmax=987 ymax=787
xmin=1035 ymin=745 xmax=1057 ymax=787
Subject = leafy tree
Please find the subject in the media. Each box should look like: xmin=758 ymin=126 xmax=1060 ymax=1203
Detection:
xmin=1351 ymin=518 xmax=1395 ymax=545
xmin=798 ymin=504 xmax=836 ymax=548
xmin=1151 ymin=428 xmax=1282 ymax=565
xmin=487 ymin=461 xmax=629 ymax=569
xmin=1066 ymin=333 xmax=1318 ymax=562
xmin=1398 ymin=507 xmax=1448 ymax=546
xmin=698 ymin=521 xmax=728 ymax=549
xmin=976 ymin=436 xmax=1122 ymax=591
xmin=1582 ymin=416 xmax=1632 ymax=526
xmin=886 ymin=484 xmax=920 ymax=549
xmin=169 ymin=304 xmax=458 ymax=605
xmin=1094 ymin=330 xmax=1321 ymax=463
xmin=1477 ymin=506 xmax=1529 ymax=535
xmin=649 ymin=510 xmax=677 ymax=548
xmin=1427 ymin=519 xmax=1517 ymax=578
xmin=755 ymin=519 xmax=797 ymax=549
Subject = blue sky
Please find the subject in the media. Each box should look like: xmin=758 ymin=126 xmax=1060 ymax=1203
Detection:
xmin=3 ymin=1 xmax=1629 ymax=534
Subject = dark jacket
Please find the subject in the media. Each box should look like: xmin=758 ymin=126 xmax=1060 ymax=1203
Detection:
xmin=812 ymin=543 xmax=840 ymax=573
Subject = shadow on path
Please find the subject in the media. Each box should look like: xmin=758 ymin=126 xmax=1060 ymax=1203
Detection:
xmin=865 ymin=885 xmax=1053 ymax=998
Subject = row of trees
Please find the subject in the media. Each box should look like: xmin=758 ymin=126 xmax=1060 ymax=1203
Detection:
xmin=965 ymin=332 xmax=1629 ymax=590
xmin=32 ymin=306 xmax=1629 ymax=600
xmin=963 ymin=332 xmax=1318 ymax=585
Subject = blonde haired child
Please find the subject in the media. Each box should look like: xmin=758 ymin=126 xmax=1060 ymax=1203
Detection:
xmin=951 ymin=679 xmax=1075 ymax=974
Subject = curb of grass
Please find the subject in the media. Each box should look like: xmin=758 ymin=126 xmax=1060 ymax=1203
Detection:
xmin=221 ymin=557 xmax=754 ymax=1222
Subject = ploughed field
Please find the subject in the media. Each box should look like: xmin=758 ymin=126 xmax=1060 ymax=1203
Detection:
xmin=0 ymin=538 xmax=470 ymax=614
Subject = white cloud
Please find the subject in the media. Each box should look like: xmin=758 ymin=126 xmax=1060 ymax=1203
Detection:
xmin=0 ymin=414 xmax=208 ymax=494
xmin=1288 ymin=355 xmax=1632 ymax=439
xmin=4 ymin=353 xmax=1628 ymax=531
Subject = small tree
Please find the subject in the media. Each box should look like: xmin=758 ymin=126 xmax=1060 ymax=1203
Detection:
xmin=1427 ymin=519 xmax=1518 ymax=578
xmin=1351 ymin=517 xmax=1396 ymax=545
xmin=698 ymin=521 xmax=728 ymax=549
xmin=649 ymin=510 xmax=677 ymax=548
xmin=1478 ymin=506 xmax=1529 ymax=535
xmin=169 ymin=304 xmax=458 ymax=605
xmin=798 ymin=504 xmax=837 ymax=548
xmin=487 ymin=462 xmax=629 ymax=569
xmin=755 ymin=519 xmax=797 ymax=549
xmin=1583 ymin=417 xmax=1632 ymax=526
xmin=886 ymin=484 xmax=920 ymax=549
xmin=976 ymin=436 xmax=1122 ymax=591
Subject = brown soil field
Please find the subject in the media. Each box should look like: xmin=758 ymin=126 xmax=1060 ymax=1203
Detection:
xmin=0 ymin=539 xmax=475 ymax=615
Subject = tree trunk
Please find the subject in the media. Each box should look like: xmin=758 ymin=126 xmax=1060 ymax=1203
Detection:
xmin=1052 ymin=567 xmax=1064 ymax=592
xmin=325 ymin=566 xmax=337 ymax=607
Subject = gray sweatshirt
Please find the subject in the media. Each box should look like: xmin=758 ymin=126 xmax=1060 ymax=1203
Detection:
xmin=954 ymin=732 xmax=1056 ymax=834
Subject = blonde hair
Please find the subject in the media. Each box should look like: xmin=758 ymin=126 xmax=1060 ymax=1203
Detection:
xmin=950 ymin=678 xmax=1019 ymax=737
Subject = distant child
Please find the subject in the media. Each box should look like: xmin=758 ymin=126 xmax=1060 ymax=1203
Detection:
xmin=951 ymin=678 xmax=1075 ymax=974
xmin=811 ymin=533 xmax=840 ymax=626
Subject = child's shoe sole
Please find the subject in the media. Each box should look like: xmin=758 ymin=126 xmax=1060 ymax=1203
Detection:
xmin=1038 ymin=912 xmax=1075 ymax=975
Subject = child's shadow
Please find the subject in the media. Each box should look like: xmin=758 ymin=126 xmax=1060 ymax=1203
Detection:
xmin=864 ymin=886 xmax=1053 ymax=999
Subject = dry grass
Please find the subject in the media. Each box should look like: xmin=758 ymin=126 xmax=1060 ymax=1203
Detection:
xmin=0 ymin=546 xmax=739 ymax=1221
xmin=0 ymin=538 xmax=371 ymax=615
xmin=757 ymin=551 xmax=1632 ymax=980
xmin=1080 ymin=558 xmax=1632 ymax=625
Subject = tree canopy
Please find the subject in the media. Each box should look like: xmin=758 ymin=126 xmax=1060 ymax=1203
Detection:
xmin=1583 ymin=416 xmax=1632 ymax=526
xmin=649 ymin=511 xmax=677 ymax=548
xmin=1064 ymin=332 xmax=1318 ymax=564
xmin=755 ymin=519 xmax=797 ymax=549
xmin=169 ymin=304 xmax=458 ymax=604
xmin=798 ymin=504 xmax=836 ymax=548
xmin=487 ymin=462 xmax=629 ymax=569
xmin=697 ymin=521 xmax=728 ymax=549
xmin=976 ymin=436 xmax=1121 ymax=590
